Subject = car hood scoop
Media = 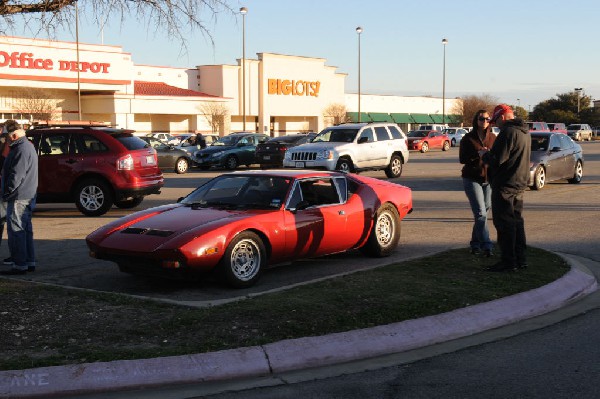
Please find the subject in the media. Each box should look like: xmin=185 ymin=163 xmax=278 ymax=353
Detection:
xmin=121 ymin=227 xmax=174 ymax=237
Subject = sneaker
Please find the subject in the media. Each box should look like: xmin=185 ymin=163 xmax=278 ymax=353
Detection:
xmin=470 ymin=248 xmax=482 ymax=255
xmin=27 ymin=262 xmax=36 ymax=272
xmin=3 ymin=257 xmax=14 ymax=266
xmin=483 ymin=249 xmax=494 ymax=258
xmin=1 ymin=267 xmax=27 ymax=275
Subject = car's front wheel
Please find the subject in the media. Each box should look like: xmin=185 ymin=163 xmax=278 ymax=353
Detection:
xmin=420 ymin=142 xmax=429 ymax=153
xmin=442 ymin=141 xmax=450 ymax=151
xmin=114 ymin=197 xmax=144 ymax=209
xmin=567 ymin=160 xmax=583 ymax=184
xmin=532 ymin=166 xmax=546 ymax=190
xmin=75 ymin=178 xmax=114 ymax=216
xmin=385 ymin=154 xmax=403 ymax=178
xmin=335 ymin=158 xmax=353 ymax=173
xmin=174 ymin=157 xmax=189 ymax=174
xmin=451 ymin=138 xmax=456 ymax=147
xmin=360 ymin=203 xmax=401 ymax=257
xmin=225 ymin=155 xmax=239 ymax=170
xmin=219 ymin=231 xmax=266 ymax=288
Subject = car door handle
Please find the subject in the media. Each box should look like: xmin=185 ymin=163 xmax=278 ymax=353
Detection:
xmin=338 ymin=210 xmax=345 ymax=215
xmin=66 ymin=159 xmax=78 ymax=164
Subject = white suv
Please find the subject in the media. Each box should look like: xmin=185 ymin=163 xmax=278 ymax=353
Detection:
xmin=566 ymin=124 xmax=593 ymax=141
xmin=283 ymin=122 xmax=409 ymax=178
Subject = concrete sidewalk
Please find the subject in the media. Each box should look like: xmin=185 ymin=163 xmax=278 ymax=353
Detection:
xmin=1 ymin=253 xmax=597 ymax=398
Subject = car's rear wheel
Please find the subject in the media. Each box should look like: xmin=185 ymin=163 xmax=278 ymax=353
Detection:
xmin=174 ymin=157 xmax=189 ymax=174
xmin=75 ymin=178 xmax=114 ymax=216
xmin=532 ymin=166 xmax=546 ymax=190
xmin=442 ymin=141 xmax=450 ymax=151
xmin=114 ymin=197 xmax=144 ymax=209
xmin=219 ymin=231 xmax=265 ymax=288
xmin=451 ymin=138 xmax=456 ymax=147
xmin=420 ymin=142 xmax=429 ymax=153
xmin=336 ymin=158 xmax=353 ymax=173
xmin=225 ymin=155 xmax=239 ymax=170
xmin=567 ymin=160 xmax=583 ymax=184
xmin=385 ymin=154 xmax=403 ymax=178
xmin=360 ymin=203 xmax=400 ymax=257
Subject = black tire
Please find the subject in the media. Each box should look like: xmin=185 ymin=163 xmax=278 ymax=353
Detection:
xmin=225 ymin=155 xmax=239 ymax=170
xmin=360 ymin=203 xmax=401 ymax=257
xmin=174 ymin=157 xmax=189 ymax=174
xmin=442 ymin=141 xmax=450 ymax=151
xmin=420 ymin=142 xmax=429 ymax=153
xmin=451 ymin=139 xmax=456 ymax=147
xmin=532 ymin=166 xmax=545 ymax=190
xmin=218 ymin=231 xmax=266 ymax=288
xmin=567 ymin=160 xmax=583 ymax=184
xmin=335 ymin=158 xmax=353 ymax=173
xmin=114 ymin=197 xmax=144 ymax=209
xmin=75 ymin=178 xmax=114 ymax=216
xmin=385 ymin=154 xmax=403 ymax=178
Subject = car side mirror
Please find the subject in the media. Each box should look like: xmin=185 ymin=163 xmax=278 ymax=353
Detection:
xmin=357 ymin=137 xmax=369 ymax=144
xmin=550 ymin=146 xmax=561 ymax=152
xmin=177 ymin=197 xmax=184 ymax=203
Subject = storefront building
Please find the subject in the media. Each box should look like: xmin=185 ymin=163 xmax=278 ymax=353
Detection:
xmin=0 ymin=35 xmax=461 ymax=136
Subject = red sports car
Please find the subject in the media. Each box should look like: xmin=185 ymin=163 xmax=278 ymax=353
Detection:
xmin=86 ymin=170 xmax=413 ymax=288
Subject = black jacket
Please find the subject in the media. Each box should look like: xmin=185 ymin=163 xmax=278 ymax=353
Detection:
xmin=482 ymin=119 xmax=531 ymax=192
xmin=459 ymin=129 xmax=496 ymax=183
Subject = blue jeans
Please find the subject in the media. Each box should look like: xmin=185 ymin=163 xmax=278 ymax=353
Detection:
xmin=462 ymin=178 xmax=493 ymax=251
xmin=6 ymin=197 xmax=36 ymax=268
xmin=0 ymin=200 xmax=5 ymax=248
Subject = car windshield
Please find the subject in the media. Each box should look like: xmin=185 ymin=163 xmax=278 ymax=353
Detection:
xmin=567 ymin=125 xmax=581 ymax=130
xmin=313 ymin=128 xmax=358 ymax=143
xmin=407 ymin=131 xmax=428 ymax=138
xmin=211 ymin=135 xmax=242 ymax=146
xmin=530 ymin=136 xmax=549 ymax=151
xmin=181 ymin=175 xmax=291 ymax=209
xmin=114 ymin=135 xmax=150 ymax=150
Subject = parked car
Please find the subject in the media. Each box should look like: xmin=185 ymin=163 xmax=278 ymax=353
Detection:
xmin=86 ymin=170 xmax=413 ymax=287
xmin=525 ymin=121 xmax=551 ymax=132
xmin=192 ymin=132 xmax=269 ymax=170
xmin=547 ymin=123 xmax=567 ymax=134
xmin=566 ymin=124 xmax=593 ymax=141
xmin=139 ymin=136 xmax=191 ymax=174
xmin=442 ymin=127 xmax=468 ymax=147
xmin=592 ymin=126 xmax=600 ymax=138
xmin=406 ymin=130 xmax=450 ymax=153
xmin=173 ymin=134 xmax=220 ymax=158
xmin=283 ymin=122 xmax=409 ymax=178
xmin=148 ymin=132 xmax=179 ymax=145
xmin=529 ymin=132 xmax=583 ymax=190
xmin=255 ymin=133 xmax=316 ymax=168
xmin=491 ymin=127 xmax=501 ymax=136
xmin=27 ymin=124 xmax=164 ymax=216
xmin=417 ymin=124 xmax=448 ymax=132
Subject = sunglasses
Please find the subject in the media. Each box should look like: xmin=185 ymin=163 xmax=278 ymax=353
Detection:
xmin=478 ymin=117 xmax=491 ymax=122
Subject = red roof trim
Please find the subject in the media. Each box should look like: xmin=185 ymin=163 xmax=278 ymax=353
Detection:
xmin=134 ymin=81 xmax=220 ymax=98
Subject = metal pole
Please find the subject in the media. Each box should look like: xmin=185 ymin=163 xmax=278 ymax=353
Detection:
xmin=442 ymin=38 xmax=448 ymax=124
xmin=575 ymin=88 xmax=583 ymax=115
xmin=76 ymin=2 xmax=82 ymax=121
xmin=356 ymin=27 xmax=362 ymax=123
xmin=240 ymin=7 xmax=248 ymax=131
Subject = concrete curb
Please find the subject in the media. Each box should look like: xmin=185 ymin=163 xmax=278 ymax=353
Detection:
xmin=1 ymin=256 xmax=597 ymax=398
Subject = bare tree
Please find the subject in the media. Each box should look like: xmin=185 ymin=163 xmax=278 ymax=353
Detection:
xmin=452 ymin=94 xmax=499 ymax=125
xmin=200 ymin=102 xmax=229 ymax=134
xmin=323 ymin=103 xmax=349 ymax=126
xmin=0 ymin=1 xmax=235 ymax=49
xmin=11 ymin=87 xmax=58 ymax=121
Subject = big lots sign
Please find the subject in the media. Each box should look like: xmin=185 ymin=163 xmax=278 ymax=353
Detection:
xmin=0 ymin=51 xmax=110 ymax=73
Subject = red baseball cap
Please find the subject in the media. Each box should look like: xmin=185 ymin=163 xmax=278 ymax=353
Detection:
xmin=490 ymin=104 xmax=513 ymax=123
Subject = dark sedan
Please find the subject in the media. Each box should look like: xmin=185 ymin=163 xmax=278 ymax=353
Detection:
xmin=140 ymin=136 xmax=191 ymax=174
xmin=529 ymin=132 xmax=583 ymax=190
xmin=255 ymin=133 xmax=316 ymax=168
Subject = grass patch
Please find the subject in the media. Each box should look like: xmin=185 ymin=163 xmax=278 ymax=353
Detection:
xmin=0 ymin=247 xmax=569 ymax=370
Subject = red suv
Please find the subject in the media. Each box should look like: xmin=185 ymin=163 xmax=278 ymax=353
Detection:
xmin=27 ymin=124 xmax=164 ymax=216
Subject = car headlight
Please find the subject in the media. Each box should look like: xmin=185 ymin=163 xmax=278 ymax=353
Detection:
xmin=211 ymin=151 xmax=224 ymax=158
xmin=316 ymin=150 xmax=334 ymax=160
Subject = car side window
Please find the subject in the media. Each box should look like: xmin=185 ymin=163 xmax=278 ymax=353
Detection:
xmin=76 ymin=135 xmax=108 ymax=154
xmin=358 ymin=128 xmax=375 ymax=143
xmin=39 ymin=133 xmax=70 ymax=156
xmin=300 ymin=178 xmax=340 ymax=206
xmin=558 ymin=134 xmax=573 ymax=149
xmin=388 ymin=125 xmax=404 ymax=139
xmin=374 ymin=126 xmax=390 ymax=141
xmin=549 ymin=135 xmax=561 ymax=150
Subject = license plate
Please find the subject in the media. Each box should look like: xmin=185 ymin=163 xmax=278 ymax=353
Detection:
xmin=295 ymin=162 xmax=305 ymax=168
xmin=263 ymin=155 xmax=270 ymax=160
xmin=146 ymin=155 xmax=156 ymax=165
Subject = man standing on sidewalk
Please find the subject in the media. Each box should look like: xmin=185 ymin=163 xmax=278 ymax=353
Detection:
xmin=479 ymin=104 xmax=531 ymax=272
xmin=1 ymin=120 xmax=38 ymax=275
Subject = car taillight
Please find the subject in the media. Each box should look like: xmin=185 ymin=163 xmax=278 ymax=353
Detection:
xmin=279 ymin=145 xmax=288 ymax=153
xmin=117 ymin=154 xmax=134 ymax=170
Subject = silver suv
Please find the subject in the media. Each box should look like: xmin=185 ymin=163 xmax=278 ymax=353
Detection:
xmin=566 ymin=124 xmax=593 ymax=141
xmin=282 ymin=122 xmax=409 ymax=178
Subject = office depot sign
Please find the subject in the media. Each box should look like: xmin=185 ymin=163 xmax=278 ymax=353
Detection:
xmin=0 ymin=51 xmax=110 ymax=73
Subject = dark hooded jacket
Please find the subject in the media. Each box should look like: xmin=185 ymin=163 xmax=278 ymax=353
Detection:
xmin=482 ymin=118 xmax=530 ymax=192
xmin=459 ymin=129 xmax=496 ymax=183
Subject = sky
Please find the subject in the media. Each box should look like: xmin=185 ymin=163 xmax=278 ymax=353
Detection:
xmin=14 ymin=0 xmax=600 ymax=110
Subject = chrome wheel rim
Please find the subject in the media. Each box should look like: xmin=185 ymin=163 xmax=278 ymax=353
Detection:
xmin=390 ymin=158 xmax=402 ymax=176
xmin=575 ymin=162 xmax=583 ymax=180
xmin=375 ymin=211 xmax=394 ymax=247
xmin=230 ymin=239 xmax=261 ymax=281
xmin=338 ymin=162 xmax=351 ymax=173
xmin=176 ymin=159 xmax=188 ymax=173
xmin=80 ymin=185 xmax=104 ymax=211
xmin=537 ymin=168 xmax=545 ymax=188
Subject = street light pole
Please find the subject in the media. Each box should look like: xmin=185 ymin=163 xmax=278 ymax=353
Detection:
xmin=442 ymin=38 xmax=448 ymax=124
xmin=356 ymin=26 xmax=363 ymax=123
xmin=574 ymin=87 xmax=583 ymax=115
xmin=76 ymin=2 xmax=82 ymax=121
xmin=240 ymin=7 xmax=248 ymax=131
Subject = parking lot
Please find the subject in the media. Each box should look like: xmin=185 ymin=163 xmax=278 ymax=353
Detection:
xmin=5 ymin=141 xmax=600 ymax=305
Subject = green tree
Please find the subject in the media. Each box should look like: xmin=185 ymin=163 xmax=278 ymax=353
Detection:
xmin=530 ymin=90 xmax=592 ymax=123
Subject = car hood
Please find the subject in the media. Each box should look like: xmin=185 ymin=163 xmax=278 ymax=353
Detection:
xmin=197 ymin=145 xmax=235 ymax=155
xmin=288 ymin=142 xmax=353 ymax=151
xmin=88 ymin=205 xmax=255 ymax=252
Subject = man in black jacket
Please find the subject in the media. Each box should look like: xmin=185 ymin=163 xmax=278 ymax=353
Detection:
xmin=479 ymin=104 xmax=531 ymax=272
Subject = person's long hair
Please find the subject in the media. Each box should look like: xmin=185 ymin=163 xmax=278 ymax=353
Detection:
xmin=472 ymin=109 xmax=490 ymax=134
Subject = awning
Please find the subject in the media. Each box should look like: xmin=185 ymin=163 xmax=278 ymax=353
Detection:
xmin=410 ymin=113 xmax=434 ymax=123
xmin=368 ymin=112 xmax=393 ymax=122
xmin=390 ymin=113 xmax=413 ymax=123
xmin=430 ymin=114 xmax=445 ymax=123
xmin=346 ymin=112 xmax=372 ymax=122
